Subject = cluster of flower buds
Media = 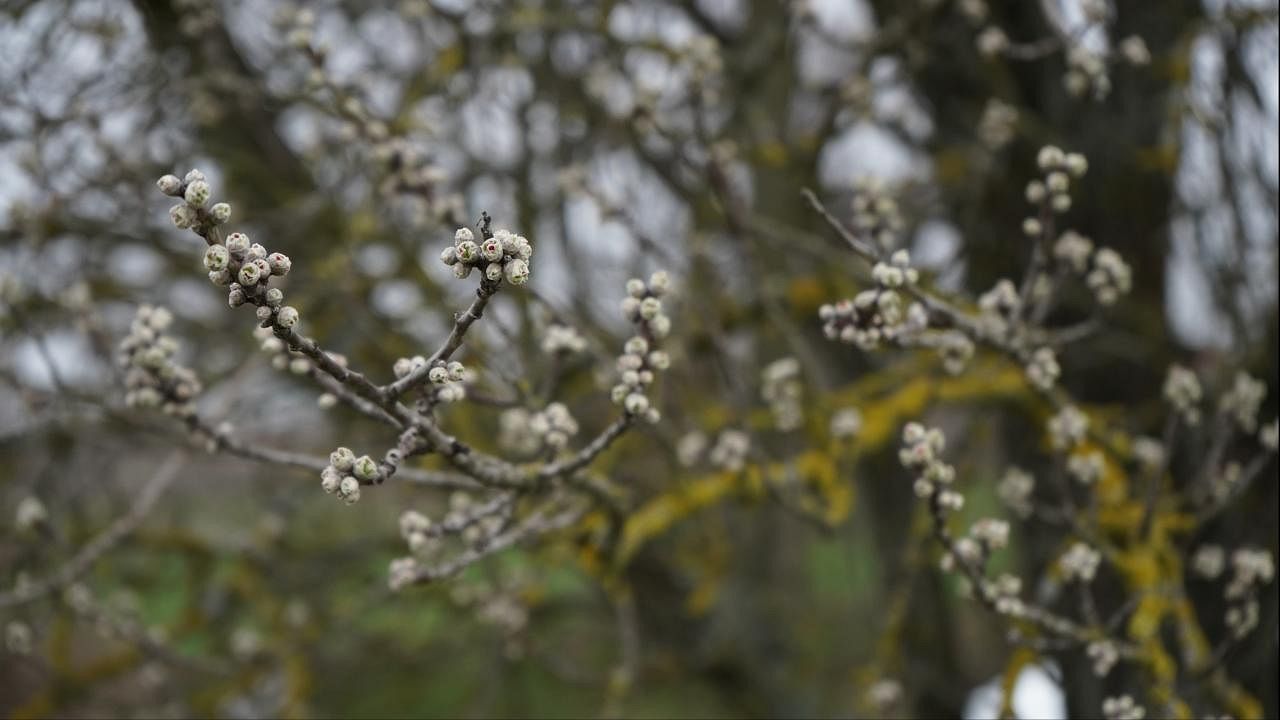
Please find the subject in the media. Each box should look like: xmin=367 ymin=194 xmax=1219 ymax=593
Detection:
xmin=541 ymin=323 xmax=587 ymax=355
xmin=1208 ymin=462 xmax=1241 ymax=503
xmin=1220 ymin=547 xmax=1274 ymax=638
xmin=1066 ymin=450 xmax=1105 ymax=485
xmin=1058 ymin=541 xmax=1102 ymax=583
xmin=1023 ymin=346 xmax=1061 ymax=392
xmin=899 ymin=422 xmax=962 ymax=510
xmin=388 ymin=493 xmax=517 ymax=590
xmin=1064 ymin=47 xmax=1111 ymax=100
xmin=1162 ymin=364 xmax=1203 ymax=425
xmin=440 ymin=226 xmax=531 ymax=286
xmin=850 ymin=178 xmax=904 ymax=250
xmin=998 ymin=466 xmax=1035 ymax=518
xmin=320 ymin=446 xmax=389 ymax=505
xmin=252 ymin=326 xmax=312 ymax=375
xmin=1262 ymin=419 xmax=1279 ymax=452
xmin=118 ymin=305 xmax=202 ymax=418
xmin=939 ymin=519 xmax=1008 ymax=578
xmin=1218 ymin=371 xmax=1266 ymax=433
xmin=1084 ymin=248 xmax=1132 ymax=306
xmin=392 ymin=355 xmax=468 ymax=403
xmin=158 ymin=172 xmax=299 ymax=331
xmin=1024 ymin=146 xmax=1088 ymax=216
xmin=708 ymin=429 xmax=751 ymax=472
xmin=976 ymin=279 xmax=1022 ymax=338
xmin=977 ymin=98 xmax=1018 ymax=150
xmin=819 ymin=251 xmax=922 ymax=350
xmin=612 ymin=272 xmax=672 ymax=424
xmin=157 ymin=169 xmax=230 ymax=233
xmin=761 ymin=357 xmax=804 ymax=431
xmin=1087 ymin=640 xmax=1119 ymax=677
xmin=498 ymin=403 xmax=580 ymax=455
xmin=1101 ymin=695 xmax=1145 ymax=720
xmin=1047 ymin=405 xmax=1089 ymax=451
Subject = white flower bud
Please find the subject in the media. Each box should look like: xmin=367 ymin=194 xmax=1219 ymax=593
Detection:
xmin=624 ymin=393 xmax=649 ymax=414
xmin=453 ymin=264 xmax=473 ymax=279
xmin=504 ymin=258 xmax=530 ymax=285
xmin=353 ymin=455 xmax=379 ymax=481
xmin=649 ymin=271 xmax=670 ymax=295
xmin=485 ymin=262 xmax=504 ymax=282
xmin=456 ymin=241 xmax=479 ymax=263
xmin=237 ymin=263 xmax=262 ymax=286
xmin=626 ymin=278 xmax=647 ymax=298
xmin=330 ymin=447 xmax=356 ymax=471
xmin=264 ymin=288 xmax=284 ymax=307
xmin=639 ymin=297 xmax=661 ymax=319
xmin=428 ymin=366 xmax=449 ymax=384
xmin=225 ymin=232 xmax=250 ymax=256
xmin=1064 ymin=153 xmax=1088 ymax=178
xmin=204 ymin=244 xmax=230 ymax=272
xmin=393 ymin=358 xmax=413 ymax=378
xmin=480 ymin=238 xmax=503 ymax=263
xmin=454 ymin=227 xmax=474 ymax=244
xmin=170 ymin=204 xmax=196 ymax=229
xmin=275 ymin=306 xmax=299 ymax=329
xmin=184 ymin=180 xmax=211 ymax=208
xmin=184 ymin=169 xmax=205 ymax=184
xmin=267 ymin=253 xmax=292 ymax=276
xmin=321 ymin=466 xmax=341 ymax=493
xmin=157 ymin=174 xmax=182 ymax=195
xmin=446 ymin=361 xmax=465 ymax=381
xmin=209 ymin=202 xmax=232 ymax=224
xmin=227 ymin=286 xmax=246 ymax=307
xmin=1037 ymin=145 xmax=1064 ymax=170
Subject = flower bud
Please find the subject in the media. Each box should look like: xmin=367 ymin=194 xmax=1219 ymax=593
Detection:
xmin=170 ymin=204 xmax=196 ymax=229
xmin=276 ymin=306 xmax=299 ymax=329
xmin=228 ymin=286 xmax=247 ymax=307
xmin=454 ymin=227 xmax=474 ymax=244
xmin=480 ymin=238 xmax=503 ymax=262
xmin=440 ymin=246 xmax=458 ymax=265
xmin=428 ymin=366 xmax=449 ymax=384
xmin=353 ymin=455 xmax=379 ymax=481
xmin=453 ymin=263 xmax=473 ymax=279
xmin=209 ymin=202 xmax=232 ymax=224
xmin=485 ymin=262 xmax=503 ymax=282
xmin=330 ymin=447 xmax=356 ymax=471
xmin=446 ymin=361 xmax=465 ymax=381
xmin=183 ymin=169 xmax=205 ymax=184
xmin=626 ymin=278 xmax=647 ymax=298
xmin=649 ymin=271 xmax=670 ymax=295
xmin=184 ymin=180 xmax=211 ymax=208
xmin=208 ymin=269 xmax=231 ymax=286
xmin=456 ymin=241 xmax=479 ymax=263
xmin=237 ymin=262 xmax=262 ymax=286
xmin=504 ymin=258 xmax=530 ymax=285
xmin=157 ymin=174 xmax=182 ymax=195
xmin=225 ymin=232 xmax=250 ymax=256
xmin=267 ymin=253 xmax=292 ymax=276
